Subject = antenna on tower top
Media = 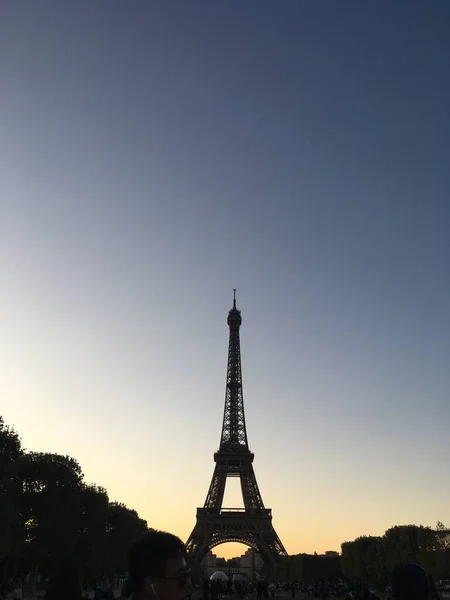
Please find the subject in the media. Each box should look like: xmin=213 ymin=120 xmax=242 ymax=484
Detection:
xmin=233 ymin=288 xmax=236 ymax=309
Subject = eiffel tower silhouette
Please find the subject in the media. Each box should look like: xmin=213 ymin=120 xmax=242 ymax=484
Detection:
xmin=186 ymin=291 xmax=287 ymax=569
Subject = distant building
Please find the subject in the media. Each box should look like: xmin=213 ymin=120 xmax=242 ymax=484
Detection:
xmin=202 ymin=551 xmax=218 ymax=575
xmin=201 ymin=547 xmax=264 ymax=578
xmin=240 ymin=548 xmax=264 ymax=576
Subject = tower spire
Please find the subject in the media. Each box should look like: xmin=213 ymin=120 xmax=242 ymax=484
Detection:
xmin=221 ymin=289 xmax=247 ymax=448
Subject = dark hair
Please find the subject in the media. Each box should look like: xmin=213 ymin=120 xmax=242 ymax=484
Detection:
xmin=126 ymin=530 xmax=186 ymax=595
xmin=392 ymin=563 xmax=430 ymax=600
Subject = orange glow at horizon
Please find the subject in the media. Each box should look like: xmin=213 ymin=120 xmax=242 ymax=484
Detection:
xmin=2 ymin=402 xmax=448 ymax=563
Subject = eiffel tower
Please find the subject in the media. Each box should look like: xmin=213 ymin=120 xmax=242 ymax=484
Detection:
xmin=186 ymin=291 xmax=287 ymax=570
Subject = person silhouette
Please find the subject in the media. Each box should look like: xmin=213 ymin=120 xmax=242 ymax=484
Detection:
xmin=392 ymin=563 xmax=433 ymax=600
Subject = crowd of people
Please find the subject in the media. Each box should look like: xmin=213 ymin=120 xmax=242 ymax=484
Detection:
xmin=0 ymin=530 xmax=444 ymax=600
xmin=199 ymin=569 xmax=442 ymax=600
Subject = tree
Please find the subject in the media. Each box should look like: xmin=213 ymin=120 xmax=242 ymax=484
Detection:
xmin=341 ymin=541 xmax=358 ymax=580
xmin=277 ymin=553 xmax=304 ymax=582
xmin=76 ymin=485 xmax=109 ymax=581
xmin=433 ymin=522 xmax=450 ymax=580
xmin=307 ymin=553 xmax=342 ymax=583
xmin=436 ymin=522 xmax=450 ymax=550
xmin=341 ymin=537 xmax=385 ymax=584
xmin=279 ymin=553 xmax=342 ymax=584
xmin=364 ymin=536 xmax=385 ymax=583
xmin=104 ymin=502 xmax=148 ymax=579
xmin=17 ymin=452 xmax=84 ymax=585
xmin=350 ymin=538 xmax=370 ymax=581
xmin=0 ymin=417 xmax=23 ymax=569
xmin=383 ymin=525 xmax=438 ymax=573
xmin=1 ymin=416 xmax=153 ymax=590
xmin=356 ymin=536 xmax=385 ymax=583
xmin=342 ymin=525 xmax=450 ymax=584
xmin=0 ymin=416 xmax=21 ymax=467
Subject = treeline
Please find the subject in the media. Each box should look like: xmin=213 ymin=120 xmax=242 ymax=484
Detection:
xmin=279 ymin=525 xmax=450 ymax=585
xmin=277 ymin=552 xmax=342 ymax=584
xmin=0 ymin=416 xmax=148 ymax=588
xmin=341 ymin=524 xmax=450 ymax=584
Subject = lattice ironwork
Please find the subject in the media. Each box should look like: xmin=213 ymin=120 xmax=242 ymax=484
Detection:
xmin=186 ymin=510 xmax=287 ymax=564
xmin=203 ymin=457 xmax=265 ymax=511
xmin=186 ymin=293 xmax=287 ymax=569
xmin=219 ymin=294 xmax=248 ymax=448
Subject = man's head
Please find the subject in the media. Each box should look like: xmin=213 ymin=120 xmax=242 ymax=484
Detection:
xmin=392 ymin=563 xmax=430 ymax=600
xmin=127 ymin=530 xmax=190 ymax=600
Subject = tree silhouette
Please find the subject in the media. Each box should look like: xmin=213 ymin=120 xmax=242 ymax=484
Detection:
xmin=0 ymin=415 xmax=149 ymax=592
xmin=0 ymin=417 xmax=23 ymax=576
xmin=77 ymin=485 xmax=110 ymax=580
xmin=16 ymin=452 xmax=84 ymax=592
xmin=341 ymin=524 xmax=450 ymax=585
xmin=104 ymin=502 xmax=148 ymax=580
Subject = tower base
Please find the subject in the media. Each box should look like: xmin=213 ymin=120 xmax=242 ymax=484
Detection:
xmin=186 ymin=508 xmax=287 ymax=569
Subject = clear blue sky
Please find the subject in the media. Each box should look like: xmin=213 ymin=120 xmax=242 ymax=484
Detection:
xmin=1 ymin=1 xmax=450 ymax=557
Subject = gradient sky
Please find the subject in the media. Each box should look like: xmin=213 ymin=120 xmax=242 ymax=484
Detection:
xmin=1 ymin=1 xmax=450 ymax=559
